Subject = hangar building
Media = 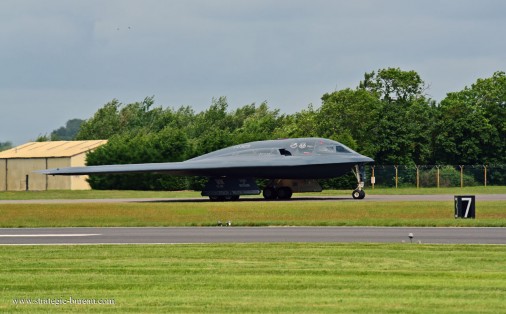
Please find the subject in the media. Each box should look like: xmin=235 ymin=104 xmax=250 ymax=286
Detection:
xmin=0 ymin=140 xmax=107 ymax=191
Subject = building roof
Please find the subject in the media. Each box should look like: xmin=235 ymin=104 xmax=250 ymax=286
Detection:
xmin=0 ymin=140 xmax=107 ymax=159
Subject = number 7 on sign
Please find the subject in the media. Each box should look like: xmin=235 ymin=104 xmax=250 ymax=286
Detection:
xmin=462 ymin=197 xmax=473 ymax=218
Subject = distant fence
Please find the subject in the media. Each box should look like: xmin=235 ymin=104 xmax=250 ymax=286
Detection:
xmin=368 ymin=165 xmax=506 ymax=188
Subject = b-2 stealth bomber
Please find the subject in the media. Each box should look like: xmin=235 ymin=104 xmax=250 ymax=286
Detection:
xmin=37 ymin=138 xmax=374 ymax=201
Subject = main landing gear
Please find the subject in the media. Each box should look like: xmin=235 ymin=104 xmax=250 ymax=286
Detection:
xmin=262 ymin=186 xmax=293 ymax=200
xmin=262 ymin=179 xmax=322 ymax=200
xmin=352 ymin=164 xmax=367 ymax=200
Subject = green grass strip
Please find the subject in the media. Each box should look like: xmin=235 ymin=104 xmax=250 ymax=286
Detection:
xmin=1 ymin=201 xmax=505 ymax=227
xmin=1 ymin=243 xmax=506 ymax=313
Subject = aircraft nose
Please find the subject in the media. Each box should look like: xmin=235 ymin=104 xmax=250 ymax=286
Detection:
xmin=359 ymin=155 xmax=374 ymax=163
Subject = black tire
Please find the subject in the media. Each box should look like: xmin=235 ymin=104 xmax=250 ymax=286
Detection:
xmin=277 ymin=187 xmax=293 ymax=200
xmin=263 ymin=187 xmax=278 ymax=200
xmin=352 ymin=190 xmax=361 ymax=199
xmin=359 ymin=190 xmax=366 ymax=199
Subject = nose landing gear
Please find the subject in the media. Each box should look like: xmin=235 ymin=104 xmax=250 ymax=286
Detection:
xmin=352 ymin=164 xmax=367 ymax=199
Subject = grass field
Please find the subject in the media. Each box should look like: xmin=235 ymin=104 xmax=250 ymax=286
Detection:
xmin=2 ymin=243 xmax=506 ymax=313
xmin=2 ymin=188 xmax=505 ymax=313
xmin=1 ymin=200 xmax=505 ymax=227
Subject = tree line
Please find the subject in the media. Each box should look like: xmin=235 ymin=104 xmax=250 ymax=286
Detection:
xmin=0 ymin=141 xmax=12 ymax=152
xmin=16 ymin=67 xmax=506 ymax=189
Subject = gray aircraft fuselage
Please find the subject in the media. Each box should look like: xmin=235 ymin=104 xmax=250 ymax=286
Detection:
xmin=186 ymin=138 xmax=373 ymax=179
xmin=37 ymin=138 xmax=373 ymax=200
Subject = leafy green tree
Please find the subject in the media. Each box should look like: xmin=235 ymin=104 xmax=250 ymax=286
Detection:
xmin=77 ymin=97 xmax=164 ymax=139
xmin=318 ymin=88 xmax=381 ymax=155
xmin=76 ymin=99 xmax=122 ymax=140
xmin=359 ymin=68 xmax=426 ymax=102
xmin=35 ymin=134 xmax=50 ymax=142
xmin=0 ymin=141 xmax=12 ymax=151
xmin=459 ymin=71 xmax=506 ymax=164
xmin=272 ymin=104 xmax=318 ymax=138
xmin=86 ymin=127 xmax=189 ymax=190
xmin=233 ymin=102 xmax=284 ymax=144
xmin=405 ymin=98 xmax=437 ymax=164
xmin=50 ymin=119 xmax=84 ymax=140
xmin=188 ymin=97 xmax=235 ymax=157
xmin=358 ymin=68 xmax=435 ymax=165
xmin=434 ymin=73 xmax=503 ymax=166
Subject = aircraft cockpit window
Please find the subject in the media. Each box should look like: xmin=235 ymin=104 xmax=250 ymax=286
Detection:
xmin=335 ymin=145 xmax=352 ymax=153
xmin=279 ymin=149 xmax=292 ymax=156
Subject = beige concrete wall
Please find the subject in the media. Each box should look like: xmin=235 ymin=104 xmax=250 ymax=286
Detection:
xmin=70 ymin=152 xmax=87 ymax=167
xmin=70 ymin=153 xmax=92 ymax=190
xmin=0 ymin=159 xmax=6 ymax=191
xmin=7 ymin=159 xmax=47 ymax=191
xmin=1 ymin=154 xmax=93 ymax=191
xmin=71 ymin=175 xmax=92 ymax=190
xmin=70 ymin=176 xmax=91 ymax=190
xmin=47 ymin=158 xmax=71 ymax=190
xmin=46 ymin=156 xmax=92 ymax=190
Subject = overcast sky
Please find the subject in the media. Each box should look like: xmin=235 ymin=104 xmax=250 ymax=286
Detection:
xmin=1 ymin=0 xmax=505 ymax=145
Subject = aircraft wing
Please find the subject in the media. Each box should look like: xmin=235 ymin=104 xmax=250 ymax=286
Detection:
xmin=35 ymin=154 xmax=371 ymax=180
xmin=36 ymin=159 xmax=252 ymax=176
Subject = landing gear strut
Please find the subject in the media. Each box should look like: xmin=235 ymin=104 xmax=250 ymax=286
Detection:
xmin=352 ymin=164 xmax=367 ymax=199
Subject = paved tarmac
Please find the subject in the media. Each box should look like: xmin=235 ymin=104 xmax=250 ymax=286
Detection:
xmin=1 ymin=194 xmax=505 ymax=204
xmin=1 ymin=227 xmax=505 ymax=245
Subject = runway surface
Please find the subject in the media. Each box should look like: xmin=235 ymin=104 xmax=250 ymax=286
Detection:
xmin=1 ymin=227 xmax=505 ymax=245
xmin=1 ymin=194 xmax=505 ymax=204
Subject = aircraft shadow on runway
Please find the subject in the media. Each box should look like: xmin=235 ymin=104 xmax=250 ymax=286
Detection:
xmin=133 ymin=196 xmax=354 ymax=203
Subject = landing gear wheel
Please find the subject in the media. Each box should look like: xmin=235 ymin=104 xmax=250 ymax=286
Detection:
xmin=352 ymin=164 xmax=367 ymax=200
xmin=352 ymin=189 xmax=366 ymax=200
xmin=277 ymin=187 xmax=293 ymax=200
xmin=359 ymin=190 xmax=365 ymax=199
xmin=263 ymin=187 xmax=278 ymax=200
